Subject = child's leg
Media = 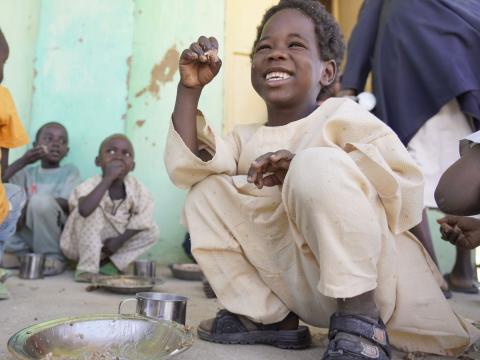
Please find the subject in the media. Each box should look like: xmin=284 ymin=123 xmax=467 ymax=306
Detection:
xmin=446 ymin=247 xmax=478 ymax=293
xmin=26 ymin=194 xmax=66 ymax=260
xmin=184 ymin=174 xmax=291 ymax=325
xmin=109 ymin=227 xmax=158 ymax=272
xmin=284 ymin=147 xmax=383 ymax=306
xmin=4 ymin=228 xmax=32 ymax=256
xmin=61 ymin=207 xmax=106 ymax=274
xmin=0 ymin=184 xmax=27 ymax=268
xmin=283 ymin=148 xmax=390 ymax=357
xmin=184 ymin=175 xmax=310 ymax=348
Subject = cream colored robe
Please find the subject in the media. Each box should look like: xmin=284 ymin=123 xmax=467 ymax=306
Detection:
xmin=60 ymin=175 xmax=159 ymax=273
xmin=164 ymin=98 xmax=479 ymax=356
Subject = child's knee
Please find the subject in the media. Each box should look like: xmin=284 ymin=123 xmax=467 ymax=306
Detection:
xmin=4 ymin=184 xmax=26 ymax=209
xmin=28 ymin=194 xmax=59 ymax=215
xmin=287 ymin=147 xmax=358 ymax=199
xmin=185 ymin=175 xmax=226 ymax=212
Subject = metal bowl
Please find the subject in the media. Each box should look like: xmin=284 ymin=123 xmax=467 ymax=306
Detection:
xmin=8 ymin=314 xmax=194 ymax=360
xmin=168 ymin=264 xmax=203 ymax=281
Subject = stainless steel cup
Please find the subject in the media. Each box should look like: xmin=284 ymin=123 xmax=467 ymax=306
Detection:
xmin=134 ymin=260 xmax=156 ymax=279
xmin=19 ymin=253 xmax=45 ymax=279
xmin=118 ymin=292 xmax=188 ymax=325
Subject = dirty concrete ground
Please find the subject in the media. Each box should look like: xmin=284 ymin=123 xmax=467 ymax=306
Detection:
xmin=1 ymin=267 xmax=479 ymax=360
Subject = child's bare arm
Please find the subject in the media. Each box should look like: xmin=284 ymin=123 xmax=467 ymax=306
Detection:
xmin=55 ymin=198 xmax=69 ymax=214
xmin=78 ymin=161 xmax=125 ymax=217
xmin=173 ymin=36 xmax=221 ymax=156
xmin=2 ymin=146 xmax=47 ymax=182
xmin=1 ymin=148 xmax=8 ymax=177
xmin=435 ymin=145 xmax=480 ymax=216
xmin=102 ymin=229 xmax=142 ymax=256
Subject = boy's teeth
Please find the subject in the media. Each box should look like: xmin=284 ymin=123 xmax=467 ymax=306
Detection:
xmin=266 ymin=72 xmax=291 ymax=81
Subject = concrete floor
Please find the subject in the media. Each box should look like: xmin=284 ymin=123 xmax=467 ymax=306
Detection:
xmin=1 ymin=267 xmax=479 ymax=360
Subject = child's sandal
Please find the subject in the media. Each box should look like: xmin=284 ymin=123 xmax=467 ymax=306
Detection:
xmin=74 ymin=270 xmax=97 ymax=283
xmin=322 ymin=312 xmax=391 ymax=360
xmin=197 ymin=309 xmax=311 ymax=349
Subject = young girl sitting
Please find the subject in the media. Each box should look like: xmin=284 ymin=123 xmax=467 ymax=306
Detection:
xmin=164 ymin=0 xmax=479 ymax=358
xmin=60 ymin=134 xmax=159 ymax=282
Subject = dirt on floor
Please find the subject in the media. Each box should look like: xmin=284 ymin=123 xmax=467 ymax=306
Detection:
xmin=1 ymin=267 xmax=479 ymax=360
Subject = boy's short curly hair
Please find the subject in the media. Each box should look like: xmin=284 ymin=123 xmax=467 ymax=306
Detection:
xmin=35 ymin=122 xmax=68 ymax=142
xmin=251 ymin=0 xmax=345 ymax=99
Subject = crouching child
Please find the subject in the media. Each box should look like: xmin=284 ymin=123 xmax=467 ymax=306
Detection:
xmin=60 ymin=134 xmax=159 ymax=282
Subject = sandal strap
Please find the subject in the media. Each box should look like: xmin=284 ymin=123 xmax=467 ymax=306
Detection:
xmin=211 ymin=310 xmax=249 ymax=334
xmin=328 ymin=313 xmax=391 ymax=358
xmin=324 ymin=335 xmax=390 ymax=360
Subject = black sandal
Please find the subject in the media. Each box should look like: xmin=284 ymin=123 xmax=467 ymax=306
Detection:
xmin=197 ymin=309 xmax=311 ymax=349
xmin=322 ymin=313 xmax=391 ymax=359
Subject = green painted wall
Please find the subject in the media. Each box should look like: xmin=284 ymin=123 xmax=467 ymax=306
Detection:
xmin=0 ymin=0 xmax=40 ymax=159
xmin=1 ymin=0 xmax=225 ymax=264
xmin=125 ymin=0 xmax=225 ymax=262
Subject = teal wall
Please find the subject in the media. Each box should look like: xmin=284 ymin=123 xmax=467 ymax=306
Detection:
xmin=125 ymin=0 xmax=225 ymax=262
xmin=1 ymin=0 xmax=225 ymax=264
xmin=0 ymin=0 xmax=40 ymax=159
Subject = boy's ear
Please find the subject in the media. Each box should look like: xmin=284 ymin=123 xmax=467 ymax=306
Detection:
xmin=95 ymin=156 xmax=101 ymax=167
xmin=319 ymin=60 xmax=337 ymax=87
xmin=131 ymin=161 xmax=136 ymax=172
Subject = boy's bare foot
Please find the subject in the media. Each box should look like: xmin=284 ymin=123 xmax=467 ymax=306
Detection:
xmin=197 ymin=310 xmax=310 ymax=349
xmin=444 ymin=273 xmax=479 ymax=294
xmin=446 ymin=247 xmax=479 ymax=294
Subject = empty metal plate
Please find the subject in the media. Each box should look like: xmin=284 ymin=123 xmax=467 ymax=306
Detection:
xmin=8 ymin=314 xmax=194 ymax=360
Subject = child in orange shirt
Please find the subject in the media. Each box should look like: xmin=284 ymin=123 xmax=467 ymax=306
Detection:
xmin=0 ymin=28 xmax=29 ymax=299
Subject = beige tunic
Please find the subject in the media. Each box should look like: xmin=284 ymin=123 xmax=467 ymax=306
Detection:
xmin=60 ymin=175 xmax=159 ymax=273
xmin=164 ymin=98 xmax=479 ymax=356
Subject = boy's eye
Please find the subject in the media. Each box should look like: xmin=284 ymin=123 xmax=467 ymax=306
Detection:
xmin=107 ymin=149 xmax=115 ymax=155
xmin=289 ymin=42 xmax=306 ymax=49
xmin=255 ymin=44 xmax=270 ymax=52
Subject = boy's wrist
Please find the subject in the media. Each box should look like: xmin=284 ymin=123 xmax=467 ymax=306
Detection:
xmin=178 ymin=82 xmax=203 ymax=97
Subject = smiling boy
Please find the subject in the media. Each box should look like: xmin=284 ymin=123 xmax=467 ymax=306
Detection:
xmin=60 ymin=134 xmax=158 ymax=282
xmin=3 ymin=122 xmax=80 ymax=275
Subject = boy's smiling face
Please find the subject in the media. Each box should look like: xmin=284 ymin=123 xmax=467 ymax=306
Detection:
xmin=35 ymin=124 xmax=69 ymax=166
xmin=96 ymin=136 xmax=135 ymax=178
xmin=251 ymin=9 xmax=334 ymax=110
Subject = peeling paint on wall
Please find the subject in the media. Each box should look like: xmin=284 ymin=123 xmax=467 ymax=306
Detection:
xmin=136 ymin=119 xmax=145 ymax=127
xmin=121 ymin=56 xmax=133 ymax=121
xmin=135 ymin=45 xmax=179 ymax=99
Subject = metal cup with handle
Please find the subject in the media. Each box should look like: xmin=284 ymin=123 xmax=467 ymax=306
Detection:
xmin=118 ymin=292 xmax=188 ymax=325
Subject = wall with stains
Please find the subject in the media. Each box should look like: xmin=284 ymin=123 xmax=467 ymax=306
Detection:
xmin=1 ymin=0 xmax=225 ymax=264
xmin=125 ymin=0 xmax=225 ymax=262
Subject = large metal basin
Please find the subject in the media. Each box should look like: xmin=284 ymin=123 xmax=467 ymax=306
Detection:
xmin=8 ymin=314 xmax=194 ymax=360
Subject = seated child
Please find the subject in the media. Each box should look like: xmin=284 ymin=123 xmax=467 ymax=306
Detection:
xmin=60 ymin=134 xmax=159 ymax=282
xmin=436 ymin=130 xmax=480 ymax=250
xmin=164 ymin=1 xmax=479 ymax=358
xmin=3 ymin=122 xmax=80 ymax=275
xmin=0 ymin=28 xmax=29 ymax=298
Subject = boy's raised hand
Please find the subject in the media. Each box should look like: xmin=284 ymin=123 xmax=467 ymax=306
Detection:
xmin=437 ymin=215 xmax=480 ymax=249
xmin=21 ymin=146 xmax=47 ymax=165
xmin=180 ymin=36 xmax=222 ymax=88
xmin=248 ymin=150 xmax=295 ymax=189
xmin=104 ymin=160 xmax=126 ymax=181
